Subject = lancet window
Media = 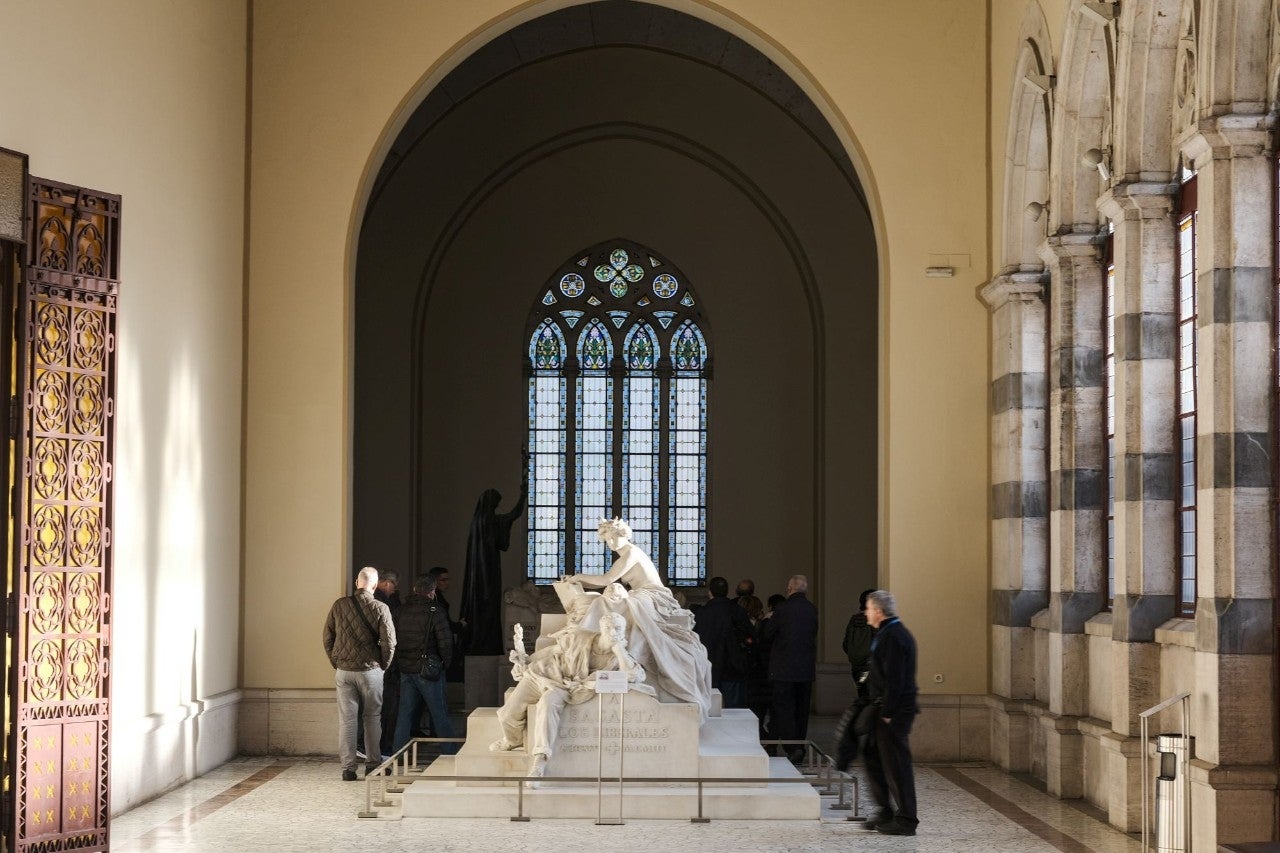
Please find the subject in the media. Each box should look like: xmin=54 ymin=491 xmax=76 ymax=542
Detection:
xmin=525 ymin=241 xmax=711 ymax=585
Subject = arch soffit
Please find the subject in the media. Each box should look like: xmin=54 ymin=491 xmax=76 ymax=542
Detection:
xmin=347 ymin=0 xmax=888 ymax=303
xmin=1112 ymin=0 xmax=1183 ymax=180
xmin=1200 ymin=0 xmax=1270 ymax=115
xmin=1050 ymin=2 xmax=1115 ymax=231
xmin=1269 ymin=0 xmax=1280 ymax=107
xmin=1002 ymin=1 xmax=1055 ymax=271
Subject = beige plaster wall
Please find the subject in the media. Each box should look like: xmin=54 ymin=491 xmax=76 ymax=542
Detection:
xmin=1 ymin=1 xmax=246 ymax=811
xmin=246 ymin=0 xmax=991 ymax=695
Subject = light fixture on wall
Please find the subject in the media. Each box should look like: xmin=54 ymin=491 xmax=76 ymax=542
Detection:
xmin=1080 ymin=2 xmax=1119 ymax=25
xmin=1022 ymin=74 xmax=1055 ymax=95
xmin=1082 ymin=147 xmax=1112 ymax=181
xmin=1024 ymin=201 xmax=1048 ymax=222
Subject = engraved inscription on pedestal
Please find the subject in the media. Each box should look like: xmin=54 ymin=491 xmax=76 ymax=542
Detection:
xmin=544 ymin=692 xmax=699 ymax=780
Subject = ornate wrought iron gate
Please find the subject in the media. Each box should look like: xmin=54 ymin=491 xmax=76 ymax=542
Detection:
xmin=6 ymin=177 xmax=118 ymax=853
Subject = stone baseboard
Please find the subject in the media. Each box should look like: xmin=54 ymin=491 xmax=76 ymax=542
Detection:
xmin=238 ymin=687 xmax=336 ymax=755
xmin=112 ymin=689 xmax=242 ymax=815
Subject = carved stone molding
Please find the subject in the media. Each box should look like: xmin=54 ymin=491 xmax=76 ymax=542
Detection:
xmin=980 ymin=271 xmax=1046 ymax=311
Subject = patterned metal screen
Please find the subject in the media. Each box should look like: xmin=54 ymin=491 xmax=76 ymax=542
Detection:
xmin=11 ymin=177 xmax=118 ymax=853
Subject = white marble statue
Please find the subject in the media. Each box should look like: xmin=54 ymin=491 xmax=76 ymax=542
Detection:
xmin=491 ymin=609 xmax=648 ymax=777
xmin=553 ymin=517 xmax=714 ymax=723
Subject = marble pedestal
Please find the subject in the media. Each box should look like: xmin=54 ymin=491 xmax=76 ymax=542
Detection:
xmin=401 ymin=617 xmax=820 ymax=820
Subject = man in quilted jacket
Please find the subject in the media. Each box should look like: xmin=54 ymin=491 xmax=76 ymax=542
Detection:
xmin=323 ymin=566 xmax=397 ymax=780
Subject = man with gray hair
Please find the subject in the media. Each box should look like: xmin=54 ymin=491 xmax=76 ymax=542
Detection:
xmin=862 ymin=589 xmax=919 ymax=836
xmin=761 ymin=573 xmax=818 ymax=762
xmin=323 ymin=566 xmax=396 ymax=781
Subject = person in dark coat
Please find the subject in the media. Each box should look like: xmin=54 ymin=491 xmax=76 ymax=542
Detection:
xmin=862 ymin=589 xmax=919 ymax=836
xmin=745 ymin=594 xmax=785 ymax=737
xmin=693 ymin=576 xmax=755 ymax=708
xmin=428 ymin=566 xmax=467 ymax=683
xmin=392 ymin=574 xmax=456 ymax=755
xmin=842 ymin=588 xmax=877 ymax=699
xmin=760 ymin=575 xmax=818 ymax=762
xmin=373 ymin=569 xmax=403 ymax=756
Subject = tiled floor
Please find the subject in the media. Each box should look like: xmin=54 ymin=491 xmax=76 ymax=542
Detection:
xmin=110 ymin=755 xmax=1144 ymax=852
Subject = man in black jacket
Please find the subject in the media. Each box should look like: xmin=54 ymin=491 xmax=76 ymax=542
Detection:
xmin=391 ymin=575 xmax=456 ymax=756
xmin=693 ymin=576 xmax=755 ymax=708
xmin=863 ymin=589 xmax=919 ymax=836
xmin=842 ymin=588 xmax=877 ymax=699
xmin=761 ymin=574 xmax=818 ymax=762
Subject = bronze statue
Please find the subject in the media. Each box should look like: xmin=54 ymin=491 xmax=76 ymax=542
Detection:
xmin=459 ymin=453 xmax=528 ymax=655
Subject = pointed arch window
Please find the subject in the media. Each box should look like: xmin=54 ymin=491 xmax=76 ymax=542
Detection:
xmin=525 ymin=240 xmax=711 ymax=585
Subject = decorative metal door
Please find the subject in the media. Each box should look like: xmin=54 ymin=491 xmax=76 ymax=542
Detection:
xmin=8 ymin=178 xmax=118 ymax=853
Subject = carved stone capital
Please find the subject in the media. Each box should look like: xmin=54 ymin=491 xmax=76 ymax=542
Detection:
xmin=1097 ymin=181 xmax=1175 ymax=222
xmin=1181 ymin=113 xmax=1274 ymax=165
xmin=979 ymin=270 xmax=1045 ymax=311
xmin=1037 ymin=233 xmax=1100 ymax=267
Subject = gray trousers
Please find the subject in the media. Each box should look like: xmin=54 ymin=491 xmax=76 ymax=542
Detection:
xmin=336 ymin=667 xmax=384 ymax=771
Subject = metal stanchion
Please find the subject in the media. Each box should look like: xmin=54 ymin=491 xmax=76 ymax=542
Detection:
xmin=691 ymin=780 xmax=709 ymax=823
xmin=1139 ymin=692 xmax=1192 ymax=853
xmin=511 ymin=779 xmax=530 ymax=822
xmin=595 ymin=672 xmax=627 ymax=825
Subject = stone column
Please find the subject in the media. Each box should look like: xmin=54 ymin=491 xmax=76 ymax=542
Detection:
xmin=1037 ymin=233 xmax=1106 ymax=797
xmin=1098 ymin=181 xmax=1177 ymax=830
xmin=1180 ymin=115 xmax=1278 ymax=850
xmin=980 ymin=271 xmax=1048 ymax=773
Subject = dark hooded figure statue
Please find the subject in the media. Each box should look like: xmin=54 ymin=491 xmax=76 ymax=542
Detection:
xmin=460 ymin=478 xmax=527 ymax=655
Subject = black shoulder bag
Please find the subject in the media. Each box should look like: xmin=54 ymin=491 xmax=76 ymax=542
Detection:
xmin=420 ymin=605 xmax=445 ymax=681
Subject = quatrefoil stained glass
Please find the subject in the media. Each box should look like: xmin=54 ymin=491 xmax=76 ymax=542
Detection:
xmin=526 ymin=241 xmax=709 ymax=586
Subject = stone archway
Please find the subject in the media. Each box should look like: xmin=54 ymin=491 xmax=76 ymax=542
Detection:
xmin=350 ymin=1 xmax=879 ymax=697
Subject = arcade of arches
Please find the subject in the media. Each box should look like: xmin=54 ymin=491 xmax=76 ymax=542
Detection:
xmin=1 ymin=0 xmax=1279 ymax=849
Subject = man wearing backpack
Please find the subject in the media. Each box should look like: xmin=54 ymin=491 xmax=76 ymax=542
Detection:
xmin=391 ymin=574 xmax=456 ymax=756
xmin=322 ymin=566 xmax=397 ymax=781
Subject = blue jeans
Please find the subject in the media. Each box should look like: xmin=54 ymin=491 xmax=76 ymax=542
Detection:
xmin=720 ymin=679 xmax=744 ymax=709
xmin=394 ymin=672 xmax=456 ymax=755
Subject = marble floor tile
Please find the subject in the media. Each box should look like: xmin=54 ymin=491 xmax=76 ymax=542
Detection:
xmin=107 ymin=755 xmax=1142 ymax=852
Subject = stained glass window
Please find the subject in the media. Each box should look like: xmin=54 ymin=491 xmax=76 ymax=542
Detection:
xmin=525 ymin=241 xmax=710 ymax=584
xmin=1175 ymin=176 xmax=1198 ymax=616
xmin=527 ymin=320 xmax=567 ymax=582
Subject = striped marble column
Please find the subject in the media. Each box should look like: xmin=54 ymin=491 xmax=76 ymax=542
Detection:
xmin=1036 ymin=233 xmax=1106 ymax=797
xmin=1097 ymin=182 xmax=1176 ymax=830
xmin=981 ymin=271 xmax=1048 ymax=772
xmin=1181 ymin=115 xmax=1277 ymax=843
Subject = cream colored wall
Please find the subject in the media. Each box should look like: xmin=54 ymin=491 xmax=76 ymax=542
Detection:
xmin=246 ymin=0 xmax=991 ymax=695
xmin=1 ymin=1 xmax=246 ymax=811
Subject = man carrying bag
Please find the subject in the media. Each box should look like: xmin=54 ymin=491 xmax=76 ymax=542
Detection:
xmin=391 ymin=574 xmax=457 ymax=756
xmin=322 ymin=566 xmax=396 ymax=781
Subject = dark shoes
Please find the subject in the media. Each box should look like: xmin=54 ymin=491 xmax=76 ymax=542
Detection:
xmin=876 ymin=819 xmax=917 ymax=836
xmin=341 ymin=769 xmax=357 ymax=782
xmin=863 ymin=809 xmax=894 ymax=830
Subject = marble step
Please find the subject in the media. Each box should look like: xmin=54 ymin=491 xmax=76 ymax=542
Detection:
xmin=403 ymin=757 xmax=819 ymax=820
